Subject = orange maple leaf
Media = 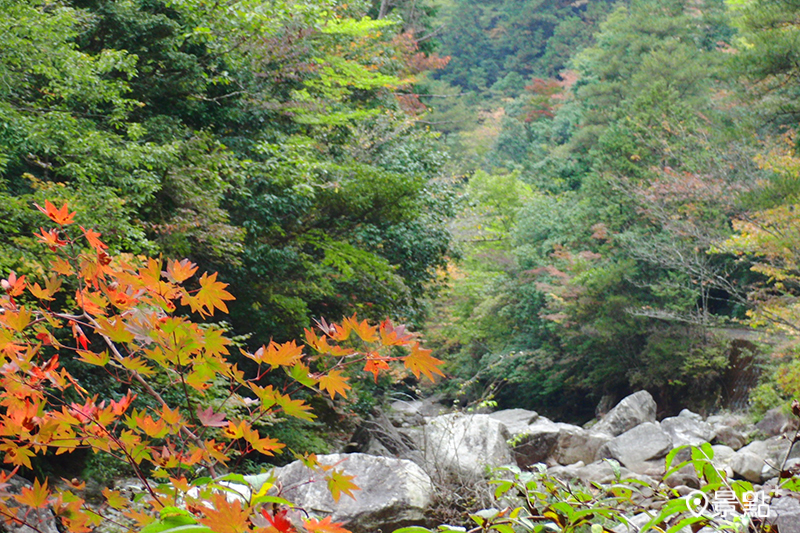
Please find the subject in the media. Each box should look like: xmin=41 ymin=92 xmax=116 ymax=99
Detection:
xmin=403 ymin=342 xmax=445 ymax=382
xmin=346 ymin=316 xmax=377 ymax=342
xmin=166 ymin=259 xmax=198 ymax=283
xmin=2 ymin=271 xmax=26 ymax=297
xmin=379 ymin=320 xmax=412 ymax=346
xmin=318 ymin=369 xmax=351 ymax=399
xmin=263 ymin=508 xmax=296 ymax=533
xmin=1 ymin=307 xmax=32 ymax=332
xmin=80 ymin=226 xmax=108 ymax=251
xmin=197 ymin=494 xmax=251 ymax=533
xmin=94 ymin=317 xmax=134 ymax=344
xmin=303 ymin=516 xmax=350 ymax=533
xmin=14 ymin=478 xmax=49 ymax=509
xmin=50 ymin=257 xmax=73 ymax=276
xmin=363 ymin=356 xmax=391 ymax=382
xmin=35 ymin=227 xmax=66 ymax=250
xmin=251 ymin=340 xmax=304 ymax=368
xmin=134 ymin=415 xmax=168 ymax=438
xmin=35 ymin=200 xmax=75 ymax=225
xmin=28 ymin=282 xmax=53 ymax=302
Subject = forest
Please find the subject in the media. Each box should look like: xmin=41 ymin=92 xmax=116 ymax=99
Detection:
xmin=2 ymin=0 xmax=800 ymax=531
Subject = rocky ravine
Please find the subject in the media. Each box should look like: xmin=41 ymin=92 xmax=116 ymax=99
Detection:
xmin=270 ymin=391 xmax=800 ymax=532
xmin=17 ymin=392 xmax=799 ymax=533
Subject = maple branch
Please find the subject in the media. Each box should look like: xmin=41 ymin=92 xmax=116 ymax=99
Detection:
xmin=69 ymin=312 xmax=219 ymax=478
xmin=0 ymin=507 xmax=49 ymax=533
xmin=173 ymin=330 xmax=199 ymax=427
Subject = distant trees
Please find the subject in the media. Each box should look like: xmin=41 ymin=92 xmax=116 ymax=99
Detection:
xmin=431 ymin=0 xmax=782 ymax=419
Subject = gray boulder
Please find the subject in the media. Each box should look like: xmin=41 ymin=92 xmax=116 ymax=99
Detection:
xmin=592 ymin=391 xmax=657 ymax=437
xmin=388 ymin=396 xmax=449 ymax=426
xmin=712 ymin=425 xmax=746 ymax=450
xmin=678 ymin=409 xmax=703 ymax=422
xmin=549 ymin=460 xmax=653 ymax=486
xmin=756 ymin=407 xmax=798 ymax=437
xmin=711 ymin=444 xmax=736 ymax=465
xmin=418 ymin=413 xmax=513 ymax=477
xmin=555 ymin=426 xmax=612 ymax=466
xmin=612 ymin=512 xmax=691 ymax=533
xmin=710 ymin=444 xmax=736 ymax=478
xmin=510 ymin=417 xmax=561 ymax=468
xmin=597 ymin=422 xmax=672 ymax=475
xmin=664 ymin=463 xmax=700 ymax=489
xmin=661 ymin=415 xmax=714 ymax=447
xmin=770 ymin=496 xmax=800 ymax=533
xmin=274 ymin=453 xmax=433 ymax=533
xmin=729 ymin=450 xmax=765 ymax=483
xmin=611 ymin=512 xmax=659 ymax=533
xmin=489 ymin=409 xmax=539 ymax=436
xmin=550 ymin=460 xmax=628 ymax=485
xmin=727 ymin=436 xmax=800 ymax=482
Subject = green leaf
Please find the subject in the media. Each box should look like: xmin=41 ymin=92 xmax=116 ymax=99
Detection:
xmin=393 ymin=528 xmax=433 ymax=533
xmin=665 ymin=445 xmax=689 ymax=471
xmin=667 ymin=516 xmax=706 ymax=533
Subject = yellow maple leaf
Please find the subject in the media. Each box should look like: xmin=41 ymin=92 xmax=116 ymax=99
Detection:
xmin=318 ymin=370 xmax=351 ymax=399
xmin=325 ymin=470 xmax=359 ymax=502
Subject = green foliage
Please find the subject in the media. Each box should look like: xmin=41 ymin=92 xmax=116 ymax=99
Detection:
xmin=0 ymin=0 xmax=455 ymax=357
xmin=433 ymin=0 xmax=616 ymax=92
xmin=428 ymin=0 xmax=770 ymax=418
xmin=399 ymin=440 xmax=798 ymax=532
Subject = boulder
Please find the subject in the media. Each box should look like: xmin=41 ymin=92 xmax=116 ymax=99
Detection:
xmin=732 ymin=436 xmax=800 ymax=481
xmin=678 ymin=409 xmax=703 ymax=422
xmin=592 ymin=391 xmax=657 ymax=437
xmin=555 ymin=426 xmax=612 ymax=466
xmin=274 ymin=453 xmax=433 ymax=533
xmin=664 ymin=464 xmax=700 ymax=489
xmin=549 ymin=460 xmax=639 ymax=485
xmin=729 ymin=450 xmax=765 ymax=483
xmin=612 ymin=511 xmax=694 ymax=533
xmin=611 ymin=512 xmax=659 ymax=533
xmin=706 ymin=412 xmax=748 ymax=430
xmin=712 ymin=425 xmax=746 ymax=450
xmin=770 ymin=496 xmax=800 ymax=533
xmin=510 ymin=417 xmax=560 ymax=468
xmin=388 ymin=396 xmax=449 ymax=426
xmin=756 ymin=407 xmax=799 ymax=437
xmin=418 ymin=413 xmax=513 ymax=477
xmin=597 ymin=423 xmax=672 ymax=475
xmin=711 ymin=444 xmax=736 ymax=477
xmin=660 ymin=416 xmax=714 ymax=447
xmin=345 ymin=410 xmax=421 ymax=463
xmin=489 ymin=409 xmax=539 ymax=437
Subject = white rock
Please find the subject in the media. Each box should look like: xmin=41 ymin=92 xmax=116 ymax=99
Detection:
xmin=592 ymin=391 xmax=657 ymax=437
xmin=274 ymin=453 xmax=433 ymax=533
xmin=418 ymin=413 xmax=513 ymax=477
xmin=597 ymin=422 xmax=672 ymax=475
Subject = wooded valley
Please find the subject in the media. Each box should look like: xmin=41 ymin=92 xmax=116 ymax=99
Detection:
xmin=2 ymin=0 xmax=800 ymax=531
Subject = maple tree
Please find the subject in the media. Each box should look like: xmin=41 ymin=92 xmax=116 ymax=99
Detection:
xmin=0 ymin=201 xmax=444 ymax=533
